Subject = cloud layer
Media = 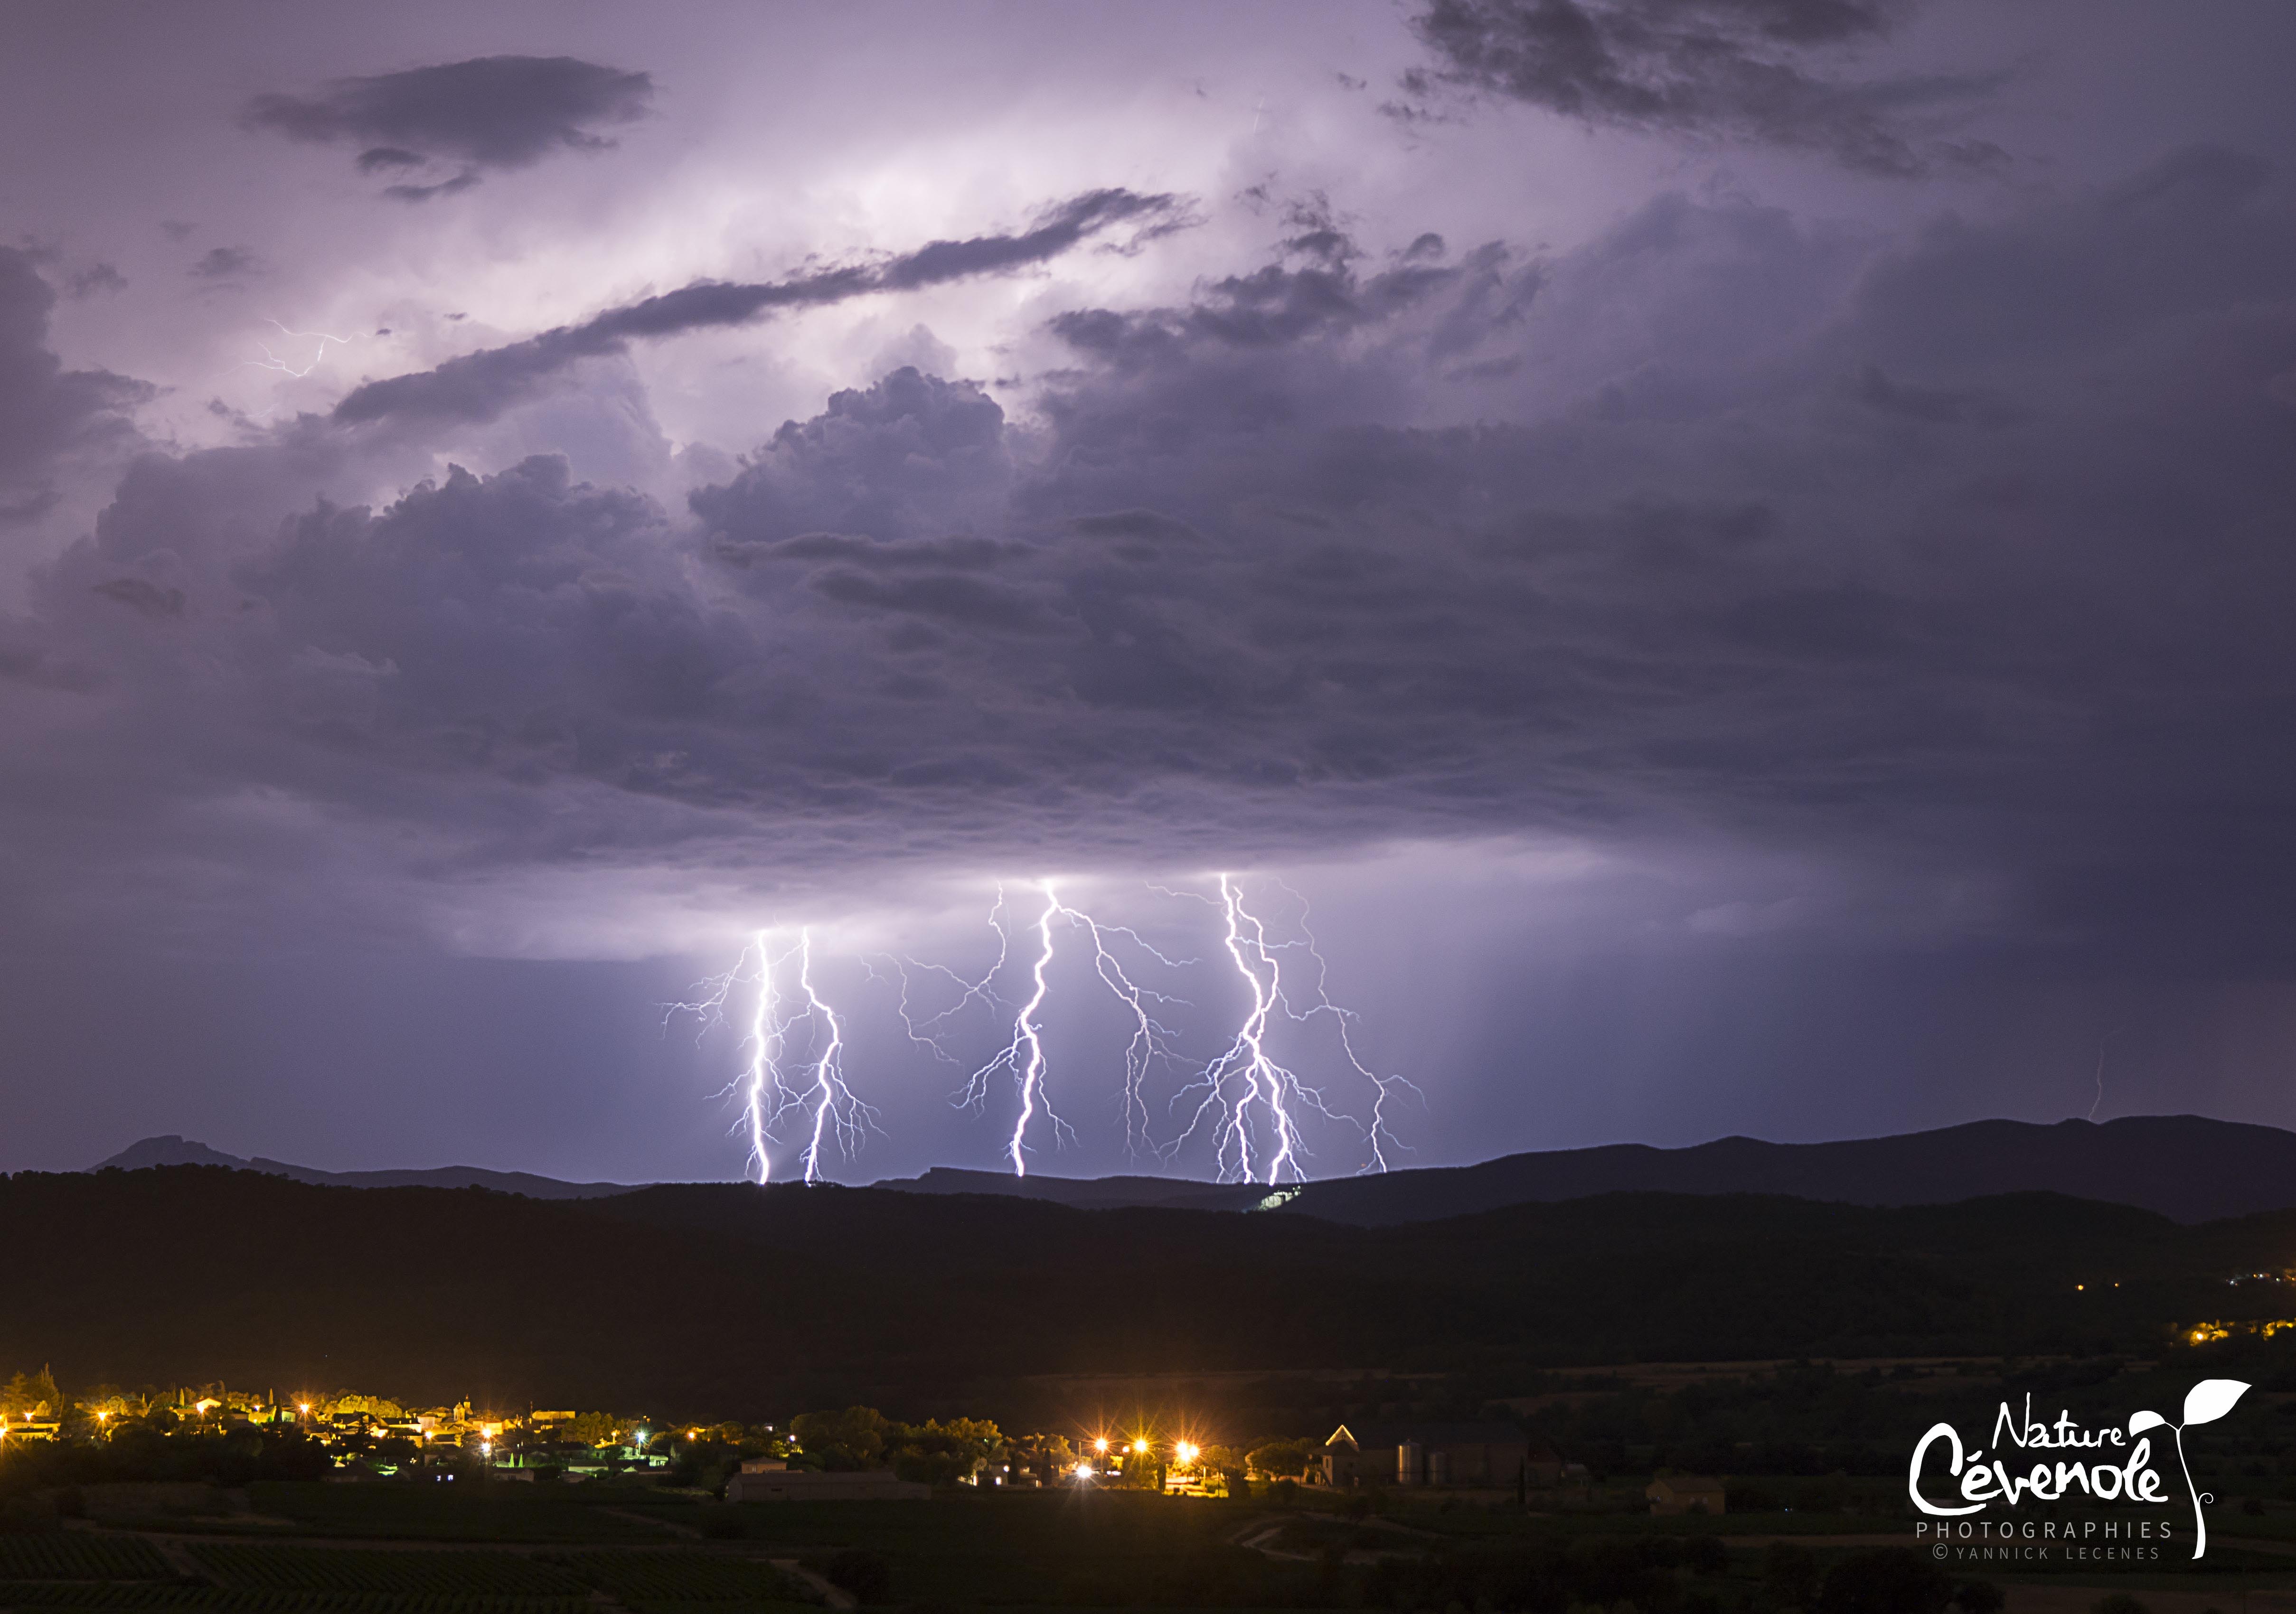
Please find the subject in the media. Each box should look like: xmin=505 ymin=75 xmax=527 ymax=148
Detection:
xmin=10 ymin=148 xmax=2296 ymax=970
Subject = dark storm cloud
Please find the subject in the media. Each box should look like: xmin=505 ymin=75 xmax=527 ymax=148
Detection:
xmin=1401 ymin=0 xmax=2005 ymax=176
xmin=89 ymin=577 xmax=184 ymax=618
xmin=188 ymin=246 xmax=259 ymax=280
xmin=10 ymin=149 xmax=2296 ymax=964
xmin=330 ymin=189 xmax=1187 ymax=429
xmin=0 ymin=248 xmax=149 ymax=522
xmin=66 ymin=263 xmax=126 ymax=298
xmin=245 ymin=56 xmax=653 ymax=198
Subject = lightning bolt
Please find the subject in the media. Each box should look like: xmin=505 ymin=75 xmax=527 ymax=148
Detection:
xmin=1276 ymin=878 xmax=1422 ymax=1175
xmin=873 ymin=886 xmax=1012 ymax=1065
xmin=793 ymin=929 xmax=875 ymax=1183
xmin=957 ymin=885 xmax=1073 ymax=1174
xmin=665 ymin=928 xmax=877 ymax=1185
xmin=1050 ymin=898 xmax=1194 ymax=1160
xmin=668 ymin=875 xmax=1412 ymax=1183
xmin=740 ymin=930 xmax=779 ymax=1181
xmin=926 ymin=884 xmax=1194 ymax=1171
xmin=245 ymin=319 xmax=354 ymax=378
xmin=1163 ymin=875 xmax=1412 ymax=1183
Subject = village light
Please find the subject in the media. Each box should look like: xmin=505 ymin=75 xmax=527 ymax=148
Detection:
xmin=1132 ymin=1439 xmax=1148 ymax=1455
xmin=1074 ymin=1462 xmax=1094 ymax=1480
xmin=1176 ymin=1442 xmax=1198 ymax=1464
xmin=1094 ymin=1437 xmax=1109 ymax=1454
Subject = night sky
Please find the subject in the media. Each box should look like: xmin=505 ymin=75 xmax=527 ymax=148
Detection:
xmin=5 ymin=1 xmax=2295 ymax=1185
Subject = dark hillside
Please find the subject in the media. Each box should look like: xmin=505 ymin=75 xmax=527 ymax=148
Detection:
xmin=6 ymin=1167 xmax=2291 ymax=1417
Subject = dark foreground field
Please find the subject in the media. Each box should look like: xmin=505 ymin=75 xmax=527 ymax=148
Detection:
xmin=5 ymin=1476 xmax=2296 ymax=1614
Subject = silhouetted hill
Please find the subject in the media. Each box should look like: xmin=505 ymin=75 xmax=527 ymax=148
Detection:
xmin=11 ymin=1164 xmax=2294 ymax=1417
xmin=877 ymin=1115 xmax=2296 ymax=1225
xmin=883 ymin=1166 xmax=1259 ymax=1212
xmin=91 ymin=1135 xmax=634 ymax=1200
xmin=98 ymin=1115 xmax=2296 ymax=1225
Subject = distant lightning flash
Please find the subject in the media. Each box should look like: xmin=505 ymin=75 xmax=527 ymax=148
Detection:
xmin=932 ymin=883 xmax=1195 ymax=1171
xmin=669 ymin=874 xmax=1413 ymax=1184
xmin=1164 ymin=875 xmax=1414 ymax=1184
xmin=876 ymin=887 xmax=1012 ymax=1064
xmin=793 ymin=930 xmax=875 ymax=1182
xmin=1054 ymin=899 xmax=1194 ymax=1161
xmin=245 ymin=319 xmax=354 ymax=378
xmin=666 ymin=929 xmax=878 ymax=1185
xmin=958 ymin=885 xmax=1073 ymax=1174
xmin=1278 ymin=878 xmax=1422 ymax=1175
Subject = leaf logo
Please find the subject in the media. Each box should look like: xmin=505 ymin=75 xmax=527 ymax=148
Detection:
xmin=2128 ymin=1378 xmax=2249 ymax=1558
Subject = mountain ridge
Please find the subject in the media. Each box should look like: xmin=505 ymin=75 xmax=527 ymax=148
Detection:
xmin=871 ymin=1115 xmax=2296 ymax=1225
xmin=85 ymin=1113 xmax=2296 ymax=1224
xmin=89 ymin=1134 xmax=635 ymax=1200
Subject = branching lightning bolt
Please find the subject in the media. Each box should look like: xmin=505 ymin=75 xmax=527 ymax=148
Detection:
xmin=1162 ymin=874 xmax=1412 ymax=1183
xmin=792 ymin=929 xmax=876 ymax=1183
xmin=956 ymin=885 xmax=1075 ymax=1174
xmin=1051 ymin=897 xmax=1195 ymax=1160
xmin=668 ymin=874 xmax=1414 ymax=1184
xmin=665 ymin=928 xmax=877 ymax=1186
xmin=1275 ymin=877 xmax=1422 ymax=1174
xmin=872 ymin=886 xmax=1011 ymax=1066
xmin=245 ymin=319 xmax=354 ymax=378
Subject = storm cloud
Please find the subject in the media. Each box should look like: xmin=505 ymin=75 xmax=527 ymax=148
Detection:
xmin=18 ymin=147 xmax=2296 ymax=963
xmin=1402 ymin=0 xmax=2004 ymax=175
xmin=330 ymin=189 xmax=1188 ymax=428
xmin=0 ymin=249 xmax=149 ymax=523
xmin=8 ymin=2 xmax=2296 ymax=1179
xmin=245 ymin=54 xmax=654 ymax=198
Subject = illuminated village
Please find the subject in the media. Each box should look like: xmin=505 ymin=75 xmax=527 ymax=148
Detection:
xmin=0 ymin=1370 xmax=1556 ymax=1501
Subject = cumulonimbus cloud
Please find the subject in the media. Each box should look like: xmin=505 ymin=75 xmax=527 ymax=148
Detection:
xmin=9 ymin=150 xmax=2296 ymax=967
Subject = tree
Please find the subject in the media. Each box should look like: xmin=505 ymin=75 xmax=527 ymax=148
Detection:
xmin=1 ymin=1370 xmax=59 ymax=1419
xmin=566 ymin=1412 xmax=621 ymax=1447
xmin=888 ymin=1417 xmax=1003 ymax=1483
xmin=791 ymin=1407 xmax=890 ymax=1470
xmin=1247 ymin=1438 xmax=1318 ymax=1481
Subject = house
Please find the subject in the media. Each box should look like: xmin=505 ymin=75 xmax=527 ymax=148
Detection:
xmin=1320 ymin=1422 xmax=1532 ymax=1489
xmin=1647 ymin=1474 xmax=1727 ymax=1515
xmin=725 ymin=1460 xmax=929 ymax=1503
